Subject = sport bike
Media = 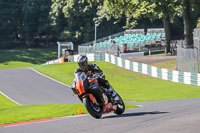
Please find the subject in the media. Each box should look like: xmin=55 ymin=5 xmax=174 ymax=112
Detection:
xmin=71 ymin=72 xmax=125 ymax=118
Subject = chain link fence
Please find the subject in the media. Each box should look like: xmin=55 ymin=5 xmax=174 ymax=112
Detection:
xmin=176 ymin=43 xmax=199 ymax=73
xmin=194 ymin=28 xmax=200 ymax=57
xmin=176 ymin=28 xmax=200 ymax=73
xmin=78 ymin=43 xmax=120 ymax=56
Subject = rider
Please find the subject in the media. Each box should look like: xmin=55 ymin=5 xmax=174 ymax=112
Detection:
xmin=74 ymin=55 xmax=119 ymax=103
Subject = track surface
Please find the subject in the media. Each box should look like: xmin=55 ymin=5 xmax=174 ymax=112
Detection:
xmin=1 ymin=99 xmax=200 ymax=133
xmin=0 ymin=68 xmax=200 ymax=133
xmin=0 ymin=68 xmax=80 ymax=104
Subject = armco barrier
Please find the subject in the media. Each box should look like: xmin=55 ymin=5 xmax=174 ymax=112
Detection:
xmin=68 ymin=53 xmax=105 ymax=62
xmin=42 ymin=53 xmax=200 ymax=86
xmin=42 ymin=54 xmax=105 ymax=65
xmin=104 ymin=53 xmax=200 ymax=86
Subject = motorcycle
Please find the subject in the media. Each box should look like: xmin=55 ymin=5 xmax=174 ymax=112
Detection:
xmin=71 ymin=72 xmax=125 ymax=119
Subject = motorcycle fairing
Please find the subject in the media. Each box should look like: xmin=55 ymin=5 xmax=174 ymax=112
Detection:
xmin=74 ymin=72 xmax=89 ymax=95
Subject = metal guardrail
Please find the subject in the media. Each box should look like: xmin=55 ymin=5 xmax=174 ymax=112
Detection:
xmin=67 ymin=53 xmax=200 ymax=86
xmin=104 ymin=53 xmax=200 ymax=86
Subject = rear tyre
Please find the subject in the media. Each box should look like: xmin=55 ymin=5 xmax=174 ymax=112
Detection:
xmin=114 ymin=94 xmax=125 ymax=115
xmin=83 ymin=96 xmax=102 ymax=119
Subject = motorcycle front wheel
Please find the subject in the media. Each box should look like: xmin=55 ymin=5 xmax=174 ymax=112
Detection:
xmin=83 ymin=96 xmax=103 ymax=119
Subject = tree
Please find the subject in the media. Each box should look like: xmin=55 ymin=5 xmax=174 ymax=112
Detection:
xmin=86 ymin=0 xmax=199 ymax=49
xmin=182 ymin=0 xmax=193 ymax=45
xmin=22 ymin=0 xmax=53 ymax=47
xmin=50 ymin=0 xmax=124 ymax=45
xmin=0 ymin=0 xmax=24 ymax=48
xmin=178 ymin=0 xmax=200 ymax=45
xmin=88 ymin=0 xmax=180 ymax=52
xmin=0 ymin=0 xmax=53 ymax=48
xmin=197 ymin=18 xmax=200 ymax=28
xmin=50 ymin=0 xmax=97 ymax=43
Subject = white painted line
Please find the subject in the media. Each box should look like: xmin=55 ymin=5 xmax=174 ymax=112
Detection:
xmin=0 ymin=91 xmax=22 ymax=105
xmin=136 ymin=105 xmax=144 ymax=107
xmin=28 ymin=68 xmax=72 ymax=88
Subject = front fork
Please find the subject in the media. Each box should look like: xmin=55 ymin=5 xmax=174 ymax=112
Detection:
xmin=82 ymin=93 xmax=108 ymax=106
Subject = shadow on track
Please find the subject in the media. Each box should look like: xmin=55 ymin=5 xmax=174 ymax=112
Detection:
xmin=102 ymin=111 xmax=169 ymax=119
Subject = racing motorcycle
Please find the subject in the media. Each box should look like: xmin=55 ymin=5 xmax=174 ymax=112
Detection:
xmin=71 ymin=72 xmax=125 ymax=118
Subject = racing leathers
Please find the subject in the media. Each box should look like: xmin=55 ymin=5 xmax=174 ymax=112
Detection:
xmin=75 ymin=63 xmax=110 ymax=89
xmin=74 ymin=63 xmax=119 ymax=102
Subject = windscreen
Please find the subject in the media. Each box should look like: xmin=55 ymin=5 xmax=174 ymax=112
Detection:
xmin=74 ymin=72 xmax=89 ymax=92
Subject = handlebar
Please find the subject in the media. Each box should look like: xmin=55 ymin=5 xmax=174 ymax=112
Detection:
xmin=87 ymin=73 xmax=102 ymax=80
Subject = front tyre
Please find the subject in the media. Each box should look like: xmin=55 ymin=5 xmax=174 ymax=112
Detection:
xmin=114 ymin=94 xmax=125 ymax=115
xmin=83 ymin=96 xmax=102 ymax=119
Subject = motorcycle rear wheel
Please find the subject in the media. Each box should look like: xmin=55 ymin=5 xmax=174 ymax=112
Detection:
xmin=83 ymin=96 xmax=103 ymax=119
xmin=114 ymin=94 xmax=125 ymax=115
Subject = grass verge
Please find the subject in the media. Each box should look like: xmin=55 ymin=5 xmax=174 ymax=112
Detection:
xmin=0 ymin=49 xmax=138 ymax=125
xmin=0 ymin=48 xmax=57 ymax=69
xmin=0 ymin=93 xmax=136 ymax=125
xmin=150 ymin=60 xmax=176 ymax=70
xmin=0 ymin=94 xmax=19 ymax=110
xmin=36 ymin=62 xmax=200 ymax=102
xmin=0 ymin=104 xmax=86 ymax=125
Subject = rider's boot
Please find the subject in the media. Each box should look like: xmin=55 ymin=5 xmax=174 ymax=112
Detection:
xmin=92 ymin=87 xmax=108 ymax=105
xmin=108 ymin=86 xmax=120 ymax=103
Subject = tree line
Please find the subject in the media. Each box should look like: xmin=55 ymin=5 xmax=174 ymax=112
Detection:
xmin=85 ymin=0 xmax=200 ymax=52
xmin=0 ymin=0 xmax=200 ymax=50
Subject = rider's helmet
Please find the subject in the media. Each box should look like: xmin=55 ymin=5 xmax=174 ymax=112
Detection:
xmin=77 ymin=55 xmax=88 ymax=70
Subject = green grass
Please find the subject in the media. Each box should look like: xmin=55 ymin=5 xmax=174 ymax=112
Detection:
xmin=0 ymin=49 xmax=198 ymax=124
xmin=0 ymin=67 xmax=137 ymax=126
xmin=0 ymin=103 xmax=86 ymax=125
xmin=0 ymin=49 xmax=137 ymax=125
xmin=0 ymin=90 xmax=136 ymax=125
xmin=0 ymin=95 xmax=136 ymax=125
xmin=0 ymin=48 xmax=57 ymax=69
xmin=0 ymin=75 xmax=135 ymax=125
xmin=0 ymin=94 xmax=19 ymax=110
xmin=150 ymin=60 xmax=176 ymax=70
xmin=36 ymin=62 xmax=200 ymax=102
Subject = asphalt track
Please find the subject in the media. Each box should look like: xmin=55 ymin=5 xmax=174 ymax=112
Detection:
xmin=0 ymin=68 xmax=200 ymax=133
xmin=0 ymin=68 xmax=81 ymax=104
